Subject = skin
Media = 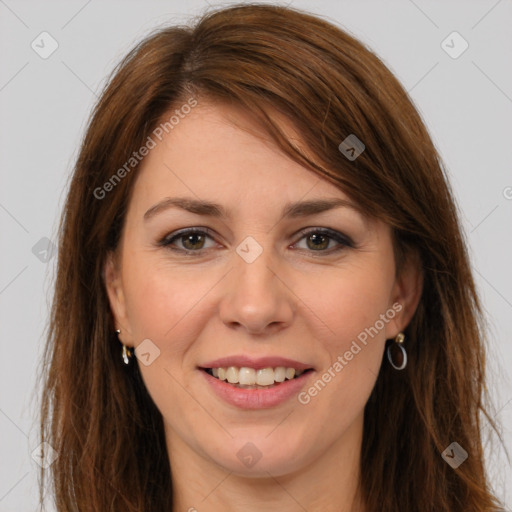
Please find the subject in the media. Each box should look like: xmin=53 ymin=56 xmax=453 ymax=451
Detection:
xmin=105 ymin=100 xmax=423 ymax=512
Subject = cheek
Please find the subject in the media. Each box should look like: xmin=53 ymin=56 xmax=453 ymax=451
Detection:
xmin=120 ymin=255 xmax=210 ymax=419
xmin=260 ymin=262 xmax=396 ymax=462
xmin=300 ymin=261 xmax=395 ymax=408
xmin=312 ymin=262 xmax=395 ymax=349
xmin=122 ymin=252 xmax=211 ymax=345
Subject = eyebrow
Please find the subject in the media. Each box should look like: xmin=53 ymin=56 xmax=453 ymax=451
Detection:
xmin=143 ymin=196 xmax=362 ymax=222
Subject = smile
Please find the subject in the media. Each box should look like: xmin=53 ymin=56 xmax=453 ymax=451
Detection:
xmin=199 ymin=367 xmax=314 ymax=409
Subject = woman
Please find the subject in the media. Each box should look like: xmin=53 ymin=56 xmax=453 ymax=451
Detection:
xmin=39 ymin=3 xmax=505 ymax=511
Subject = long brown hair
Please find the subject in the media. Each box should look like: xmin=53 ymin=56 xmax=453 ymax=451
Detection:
xmin=39 ymin=3 xmax=506 ymax=511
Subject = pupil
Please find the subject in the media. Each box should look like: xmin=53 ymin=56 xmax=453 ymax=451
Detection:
xmin=184 ymin=234 xmax=204 ymax=250
xmin=308 ymin=233 xmax=328 ymax=250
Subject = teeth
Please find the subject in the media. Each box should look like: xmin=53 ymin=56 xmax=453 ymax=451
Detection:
xmin=239 ymin=367 xmax=256 ymax=385
xmin=274 ymin=366 xmax=286 ymax=382
xmin=226 ymin=366 xmax=239 ymax=384
xmin=256 ymin=368 xmax=274 ymax=386
xmin=207 ymin=366 xmax=306 ymax=386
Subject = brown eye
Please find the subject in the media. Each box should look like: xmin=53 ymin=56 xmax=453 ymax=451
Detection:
xmin=159 ymin=228 xmax=216 ymax=254
xmin=159 ymin=227 xmax=354 ymax=256
xmin=305 ymin=232 xmax=330 ymax=251
xmin=294 ymin=228 xmax=354 ymax=254
xmin=180 ymin=232 xmax=206 ymax=251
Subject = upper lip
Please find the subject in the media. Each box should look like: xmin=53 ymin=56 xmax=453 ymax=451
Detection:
xmin=200 ymin=355 xmax=314 ymax=371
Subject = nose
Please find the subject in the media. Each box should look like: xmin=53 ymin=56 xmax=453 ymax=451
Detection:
xmin=218 ymin=242 xmax=294 ymax=336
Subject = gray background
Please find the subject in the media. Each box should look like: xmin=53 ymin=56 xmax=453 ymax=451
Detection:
xmin=1 ymin=0 xmax=511 ymax=510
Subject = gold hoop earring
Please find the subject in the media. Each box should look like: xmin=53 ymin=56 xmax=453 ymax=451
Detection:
xmin=115 ymin=329 xmax=133 ymax=365
xmin=387 ymin=332 xmax=407 ymax=370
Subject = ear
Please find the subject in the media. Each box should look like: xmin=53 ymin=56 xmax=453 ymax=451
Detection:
xmin=385 ymin=249 xmax=423 ymax=339
xmin=103 ymin=250 xmax=134 ymax=346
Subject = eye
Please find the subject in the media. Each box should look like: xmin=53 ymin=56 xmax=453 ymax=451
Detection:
xmin=158 ymin=227 xmax=354 ymax=255
xmin=158 ymin=228 xmax=217 ymax=254
xmin=292 ymin=227 xmax=354 ymax=254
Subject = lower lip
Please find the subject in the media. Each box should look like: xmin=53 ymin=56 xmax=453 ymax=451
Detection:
xmin=200 ymin=369 xmax=314 ymax=409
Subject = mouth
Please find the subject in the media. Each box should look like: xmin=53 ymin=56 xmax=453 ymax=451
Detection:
xmin=201 ymin=366 xmax=314 ymax=389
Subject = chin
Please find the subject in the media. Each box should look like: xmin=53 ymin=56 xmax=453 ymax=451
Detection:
xmin=203 ymin=430 xmax=312 ymax=477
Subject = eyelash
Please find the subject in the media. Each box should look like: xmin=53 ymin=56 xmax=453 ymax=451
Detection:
xmin=157 ymin=227 xmax=355 ymax=256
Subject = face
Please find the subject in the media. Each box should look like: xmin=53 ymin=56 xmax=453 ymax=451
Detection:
xmin=105 ymin=100 xmax=421 ymax=478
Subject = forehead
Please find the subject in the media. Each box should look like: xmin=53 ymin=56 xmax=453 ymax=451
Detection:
xmin=128 ymin=101 xmax=373 ymax=228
